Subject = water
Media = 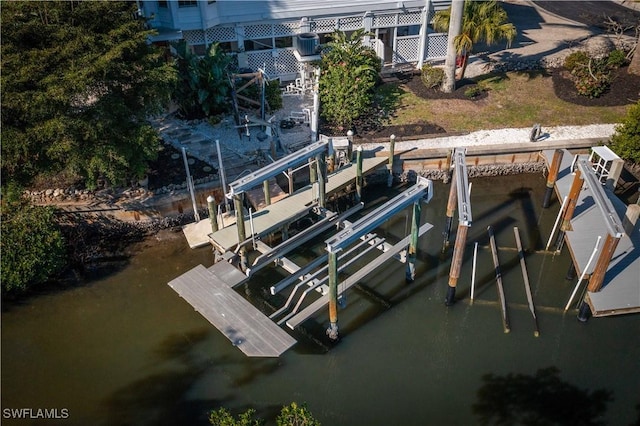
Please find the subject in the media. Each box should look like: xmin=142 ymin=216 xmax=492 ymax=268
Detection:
xmin=2 ymin=175 xmax=639 ymax=426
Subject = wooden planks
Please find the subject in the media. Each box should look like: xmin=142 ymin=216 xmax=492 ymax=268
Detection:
xmin=168 ymin=265 xmax=296 ymax=357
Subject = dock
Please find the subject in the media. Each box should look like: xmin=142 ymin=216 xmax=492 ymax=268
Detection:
xmin=544 ymin=149 xmax=640 ymax=316
xmin=201 ymin=156 xmax=387 ymax=252
xmin=168 ymin=262 xmax=296 ymax=357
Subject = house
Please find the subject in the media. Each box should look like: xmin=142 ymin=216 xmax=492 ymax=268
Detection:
xmin=140 ymin=0 xmax=452 ymax=81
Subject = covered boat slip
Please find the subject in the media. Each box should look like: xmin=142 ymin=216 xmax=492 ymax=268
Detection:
xmin=543 ymin=149 xmax=640 ymax=316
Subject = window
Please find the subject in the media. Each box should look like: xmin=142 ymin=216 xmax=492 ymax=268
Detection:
xmin=218 ymin=41 xmax=239 ymax=53
xmin=275 ymin=36 xmax=293 ymax=49
xmin=244 ymin=38 xmax=273 ymax=51
xmin=178 ymin=0 xmax=197 ymax=7
xmin=396 ymin=25 xmax=420 ymax=37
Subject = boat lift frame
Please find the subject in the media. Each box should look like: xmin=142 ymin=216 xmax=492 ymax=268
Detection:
xmin=323 ymin=176 xmax=434 ymax=339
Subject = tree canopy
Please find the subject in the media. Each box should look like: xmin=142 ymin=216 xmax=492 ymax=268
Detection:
xmin=433 ymin=0 xmax=516 ymax=81
xmin=319 ymin=29 xmax=381 ymax=130
xmin=1 ymin=185 xmax=66 ymax=295
xmin=1 ymin=1 xmax=177 ymax=187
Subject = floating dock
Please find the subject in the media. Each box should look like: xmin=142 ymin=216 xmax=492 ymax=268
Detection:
xmin=544 ymin=149 xmax=640 ymax=316
xmin=168 ymin=262 xmax=297 ymax=357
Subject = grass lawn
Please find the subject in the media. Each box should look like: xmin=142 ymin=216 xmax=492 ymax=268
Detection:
xmin=385 ymin=71 xmax=629 ymax=133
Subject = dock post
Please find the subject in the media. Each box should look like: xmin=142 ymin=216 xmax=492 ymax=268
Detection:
xmin=207 ymin=195 xmax=218 ymax=233
xmin=234 ymin=194 xmax=248 ymax=270
xmin=543 ymin=149 xmax=564 ymax=208
xmin=347 ymin=130 xmax=354 ymax=160
xmin=317 ymin=154 xmax=326 ymax=208
xmin=446 ymin=223 xmax=468 ymax=305
xmin=263 ymin=180 xmax=271 ymax=206
xmin=488 ymin=226 xmax=510 ymax=333
xmin=442 ymin=167 xmax=458 ymax=252
xmin=287 ymin=167 xmax=294 ymax=195
xmin=406 ymin=200 xmax=422 ymax=283
xmin=556 ymin=168 xmax=584 ymax=250
xmin=309 ymin=158 xmax=317 ymax=201
xmin=565 ymin=262 xmax=577 ymax=280
xmin=355 ymin=146 xmax=363 ymax=202
xmin=388 ymin=134 xmax=396 ymax=187
xmin=578 ymin=233 xmax=621 ymax=322
xmin=327 ymin=251 xmax=339 ymax=340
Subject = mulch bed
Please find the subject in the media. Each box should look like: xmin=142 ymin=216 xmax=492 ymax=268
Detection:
xmin=550 ymin=66 xmax=640 ymax=107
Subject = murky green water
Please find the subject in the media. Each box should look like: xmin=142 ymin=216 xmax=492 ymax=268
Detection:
xmin=2 ymin=175 xmax=639 ymax=425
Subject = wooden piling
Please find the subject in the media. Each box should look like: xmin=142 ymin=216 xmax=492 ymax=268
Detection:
xmin=234 ymin=193 xmax=247 ymax=270
xmin=406 ymin=200 xmax=421 ymax=283
xmin=488 ymin=226 xmax=510 ymax=333
xmin=207 ymin=195 xmax=218 ymax=233
xmin=446 ymin=223 xmax=468 ymax=305
xmin=543 ymin=149 xmax=564 ymax=208
xmin=327 ymin=251 xmax=339 ymax=340
xmin=514 ymin=227 xmax=539 ymax=337
xmin=317 ymin=154 xmax=326 ymax=208
xmin=442 ymin=169 xmax=458 ymax=252
xmin=355 ymin=146 xmax=363 ymax=202
xmin=263 ymin=180 xmax=271 ymax=206
xmin=555 ymin=168 xmax=584 ymax=251
xmin=388 ymin=134 xmax=396 ymax=187
xmin=587 ymin=234 xmax=621 ymax=293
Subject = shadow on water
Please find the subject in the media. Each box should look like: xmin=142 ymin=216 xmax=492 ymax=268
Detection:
xmin=473 ymin=367 xmax=614 ymax=426
xmin=105 ymin=330 xmax=218 ymax=426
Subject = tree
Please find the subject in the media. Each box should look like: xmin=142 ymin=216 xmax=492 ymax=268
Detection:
xmin=209 ymin=407 xmax=263 ymax=426
xmin=1 ymin=185 xmax=66 ymax=295
xmin=209 ymin=403 xmax=320 ymax=426
xmin=610 ymin=101 xmax=640 ymax=163
xmin=276 ymin=402 xmax=321 ymax=426
xmin=173 ymin=41 xmax=232 ymax=119
xmin=1 ymin=1 xmax=176 ymax=188
xmin=433 ymin=0 xmax=516 ymax=84
xmin=319 ymin=29 xmax=381 ymax=130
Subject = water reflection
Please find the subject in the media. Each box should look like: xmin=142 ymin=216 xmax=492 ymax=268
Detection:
xmin=473 ymin=367 xmax=612 ymax=426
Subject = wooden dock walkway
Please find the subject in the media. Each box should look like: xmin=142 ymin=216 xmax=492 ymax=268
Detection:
xmin=206 ymin=156 xmax=388 ymax=253
xmin=544 ymin=150 xmax=640 ymax=316
xmin=168 ymin=263 xmax=296 ymax=357
xmin=286 ymin=222 xmax=434 ymax=329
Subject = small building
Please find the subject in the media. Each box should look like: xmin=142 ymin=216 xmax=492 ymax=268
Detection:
xmin=140 ymin=0 xmax=452 ymax=81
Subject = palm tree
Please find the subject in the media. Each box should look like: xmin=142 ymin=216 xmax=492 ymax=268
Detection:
xmin=433 ymin=0 xmax=516 ymax=82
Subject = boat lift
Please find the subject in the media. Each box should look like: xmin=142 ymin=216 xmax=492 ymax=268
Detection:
xmin=224 ymin=138 xmax=332 ymax=269
xmin=323 ymin=176 xmax=434 ymax=339
xmin=444 ymin=148 xmax=473 ymax=305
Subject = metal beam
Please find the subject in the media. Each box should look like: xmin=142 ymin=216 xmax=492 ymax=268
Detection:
xmin=325 ymin=177 xmax=433 ymax=253
xmin=576 ymin=158 xmax=624 ymax=238
xmin=226 ymin=139 xmax=330 ymax=197
xmin=454 ymin=147 xmax=472 ymax=226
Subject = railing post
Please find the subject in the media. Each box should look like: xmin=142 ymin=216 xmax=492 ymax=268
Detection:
xmin=388 ymin=134 xmax=396 ymax=187
xmin=355 ymin=146 xmax=363 ymax=202
xmin=263 ymin=179 xmax=271 ymax=206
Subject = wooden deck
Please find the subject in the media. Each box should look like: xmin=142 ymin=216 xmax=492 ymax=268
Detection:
xmin=544 ymin=150 xmax=640 ymax=316
xmin=207 ymin=157 xmax=388 ymax=253
xmin=168 ymin=263 xmax=296 ymax=357
xmin=286 ymin=222 xmax=434 ymax=329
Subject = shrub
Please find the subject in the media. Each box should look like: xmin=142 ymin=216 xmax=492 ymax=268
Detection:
xmin=607 ymin=49 xmax=628 ymax=69
xmin=610 ymin=101 xmax=640 ymax=163
xmin=265 ymin=79 xmax=283 ymax=111
xmin=1 ymin=186 xmax=66 ymax=295
xmin=564 ymin=51 xmax=590 ymax=72
xmin=574 ymin=69 xmax=611 ymax=98
xmin=464 ymin=86 xmax=483 ymax=99
xmin=421 ymin=63 xmax=445 ymax=89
